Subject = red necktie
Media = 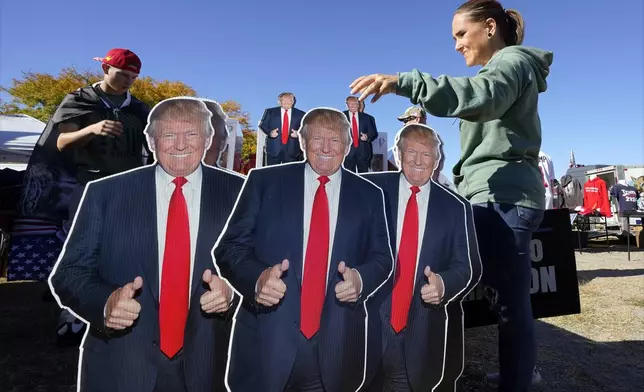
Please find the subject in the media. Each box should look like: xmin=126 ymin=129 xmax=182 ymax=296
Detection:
xmin=391 ymin=185 xmax=420 ymax=333
xmin=351 ymin=113 xmax=359 ymax=148
xmin=301 ymin=176 xmax=330 ymax=339
xmin=159 ymin=177 xmax=190 ymax=358
xmin=282 ymin=110 xmax=290 ymax=145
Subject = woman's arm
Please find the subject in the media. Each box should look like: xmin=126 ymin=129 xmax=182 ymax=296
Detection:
xmin=397 ymin=53 xmax=527 ymax=122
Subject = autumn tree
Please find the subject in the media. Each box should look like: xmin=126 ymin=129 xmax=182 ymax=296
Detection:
xmin=0 ymin=67 xmax=196 ymax=122
xmin=1 ymin=66 xmax=260 ymax=173
xmin=240 ymin=129 xmax=258 ymax=171
xmin=219 ymin=100 xmax=252 ymax=129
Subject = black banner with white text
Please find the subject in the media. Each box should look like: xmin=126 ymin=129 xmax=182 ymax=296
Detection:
xmin=463 ymin=208 xmax=581 ymax=328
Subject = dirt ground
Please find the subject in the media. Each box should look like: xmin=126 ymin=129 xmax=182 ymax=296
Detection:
xmin=1 ymin=246 xmax=643 ymax=392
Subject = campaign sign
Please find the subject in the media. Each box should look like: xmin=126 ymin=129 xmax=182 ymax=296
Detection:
xmin=463 ymin=208 xmax=581 ymax=328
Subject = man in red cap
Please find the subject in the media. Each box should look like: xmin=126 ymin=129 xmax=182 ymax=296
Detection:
xmin=7 ymin=48 xmax=151 ymax=347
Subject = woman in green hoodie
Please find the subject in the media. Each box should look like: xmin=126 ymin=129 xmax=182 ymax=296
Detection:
xmin=350 ymin=1 xmax=553 ymax=391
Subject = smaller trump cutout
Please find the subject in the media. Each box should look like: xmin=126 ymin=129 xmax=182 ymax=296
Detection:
xmin=359 ymin=123 xmax=482 ymax=392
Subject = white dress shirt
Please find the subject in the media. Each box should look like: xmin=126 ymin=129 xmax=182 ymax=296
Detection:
xmin=156 ymin=164 xmax=202 ymax=303
xmin=395 ymin=173 xmax=431 ymax=292
xmin=302 ymin=163 xmax=342 ymax=289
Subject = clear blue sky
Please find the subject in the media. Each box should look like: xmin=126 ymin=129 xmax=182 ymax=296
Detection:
xmin=1 ymin=0 xmax=642 ymax=178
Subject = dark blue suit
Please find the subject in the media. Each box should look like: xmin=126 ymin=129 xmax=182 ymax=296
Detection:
xmin=214 ymin=162 xmax=393 ymax=392
xmin=361 ymin=172 xmax=482 ymax=392
xmin=49 ymin=164 xmax=244 ymax=392
xmin=259 ymin=107 xmax=306 ymax=165
xmin=343 ymin=111 xmax=378 ymax=173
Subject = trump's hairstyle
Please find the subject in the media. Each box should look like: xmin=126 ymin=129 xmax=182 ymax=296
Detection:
xmin=146 ymin=97 xmax=214 ymax=138
xmin=278 ymin=92 xmax=297 ymax=105
xmin=299 ymin=108 xmax=351 ymax=146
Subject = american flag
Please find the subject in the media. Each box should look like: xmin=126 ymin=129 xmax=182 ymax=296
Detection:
xmin=6 ymin=233 xmax=63 ymax=281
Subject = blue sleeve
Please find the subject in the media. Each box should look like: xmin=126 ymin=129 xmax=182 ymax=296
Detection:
xmin=439 ymin=200 xmax=482 ymax=303
xmin=213 ymin=170 xmax=268 ymax=301
xmin=49 ymin=183 xmax=120 ymax=333
xmin=352 ymin=187 xmax=394 ymax=301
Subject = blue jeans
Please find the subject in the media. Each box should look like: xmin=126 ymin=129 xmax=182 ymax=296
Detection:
xmin=472 ymin=202 xmax=544 ymax=392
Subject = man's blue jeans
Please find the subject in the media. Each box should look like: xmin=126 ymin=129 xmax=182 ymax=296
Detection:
xmin=472 ymin=202 xmax=544 ymax=392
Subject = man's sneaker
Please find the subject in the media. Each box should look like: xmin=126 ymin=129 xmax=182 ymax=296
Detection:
xmin=484 ymin=367 xmax=542 ymax=387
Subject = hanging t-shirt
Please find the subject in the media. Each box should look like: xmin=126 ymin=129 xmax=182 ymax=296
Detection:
xmin=583 ymin=177 xmax=612 ymax=217
xmin=610 ymin=184 xmax=639 ymax=213
xmin=560 ymin=175 xmax=584 ymax=209
xmin=538 ymin=151 xmax=556 ymax=209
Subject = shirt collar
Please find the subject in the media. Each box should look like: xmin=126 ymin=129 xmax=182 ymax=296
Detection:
xmin=92 ymin=82 xmax=131 ymax=109
xmin=399 ymin=172 xmax=431 ymax=195
xmin=305 ymin=162 xmax=342 ymax=184
xmin=156 ymin=164 xmax=202 ymax=189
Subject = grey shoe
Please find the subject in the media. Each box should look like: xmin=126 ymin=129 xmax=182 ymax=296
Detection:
xmin=484 ymin=367 xmax=542 ymax=387
xmin=56 ymin=309 xmax=86 ymax=347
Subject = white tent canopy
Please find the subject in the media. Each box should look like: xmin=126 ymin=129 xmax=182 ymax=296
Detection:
xmin=0 ymin=114 xmax=45 ymax=170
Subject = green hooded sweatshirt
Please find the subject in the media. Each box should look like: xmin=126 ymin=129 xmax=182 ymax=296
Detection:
xmin=396 ymin=45 xmax=554 ymax=210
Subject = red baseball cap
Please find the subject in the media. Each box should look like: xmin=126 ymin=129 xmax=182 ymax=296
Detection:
xmin=94 ymin=48 xmax=141 ymax=74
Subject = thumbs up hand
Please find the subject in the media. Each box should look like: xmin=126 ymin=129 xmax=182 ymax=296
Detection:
xmin=105 ymin=276 xmax=143 ymax=330
xmin=255 ymin=259 xmax=289 ymax=307
xmin=200 ymin=269 xmax=233 ymax=314
xmin=335 ymin=261 xmax=362 ymax=303
xmin=420 ymin=266 xmax=444 ymax=305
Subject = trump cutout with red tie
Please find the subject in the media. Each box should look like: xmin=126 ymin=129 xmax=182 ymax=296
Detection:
xmin=300 ymin=175 xmax=330 ymax=339
xmin=159 ymin=177 xmax=191 ymax=358
xmin=390 ymin=185 xmax=420 ymax=333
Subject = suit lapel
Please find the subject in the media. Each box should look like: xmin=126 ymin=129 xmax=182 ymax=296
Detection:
xmin=358 ymin=112 xmax=365 ymax=134
xmin=190 ymin=166 xmax=215 ymax=304
xmin=140 ymin=166 xmax=160 ymax=305
xmin=416 ymin=182 xmax=438 ymax=288
xmin=287 ymin=163 xmax=305 ymax=287
xmin=388 ymin=173 xmax=401 ymax=259
xmin=281 ymin=108 xmax=288 ymax=131
xmin=327 ymin=169 xmax=351 ymax=290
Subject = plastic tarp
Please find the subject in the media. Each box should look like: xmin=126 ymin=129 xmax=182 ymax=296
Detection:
xmin=0 ymin=114 xmax=45 ymax=169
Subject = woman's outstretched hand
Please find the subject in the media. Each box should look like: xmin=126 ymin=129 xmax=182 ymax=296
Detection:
xmin=349 ymin=74 xmax=398 ymax=103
